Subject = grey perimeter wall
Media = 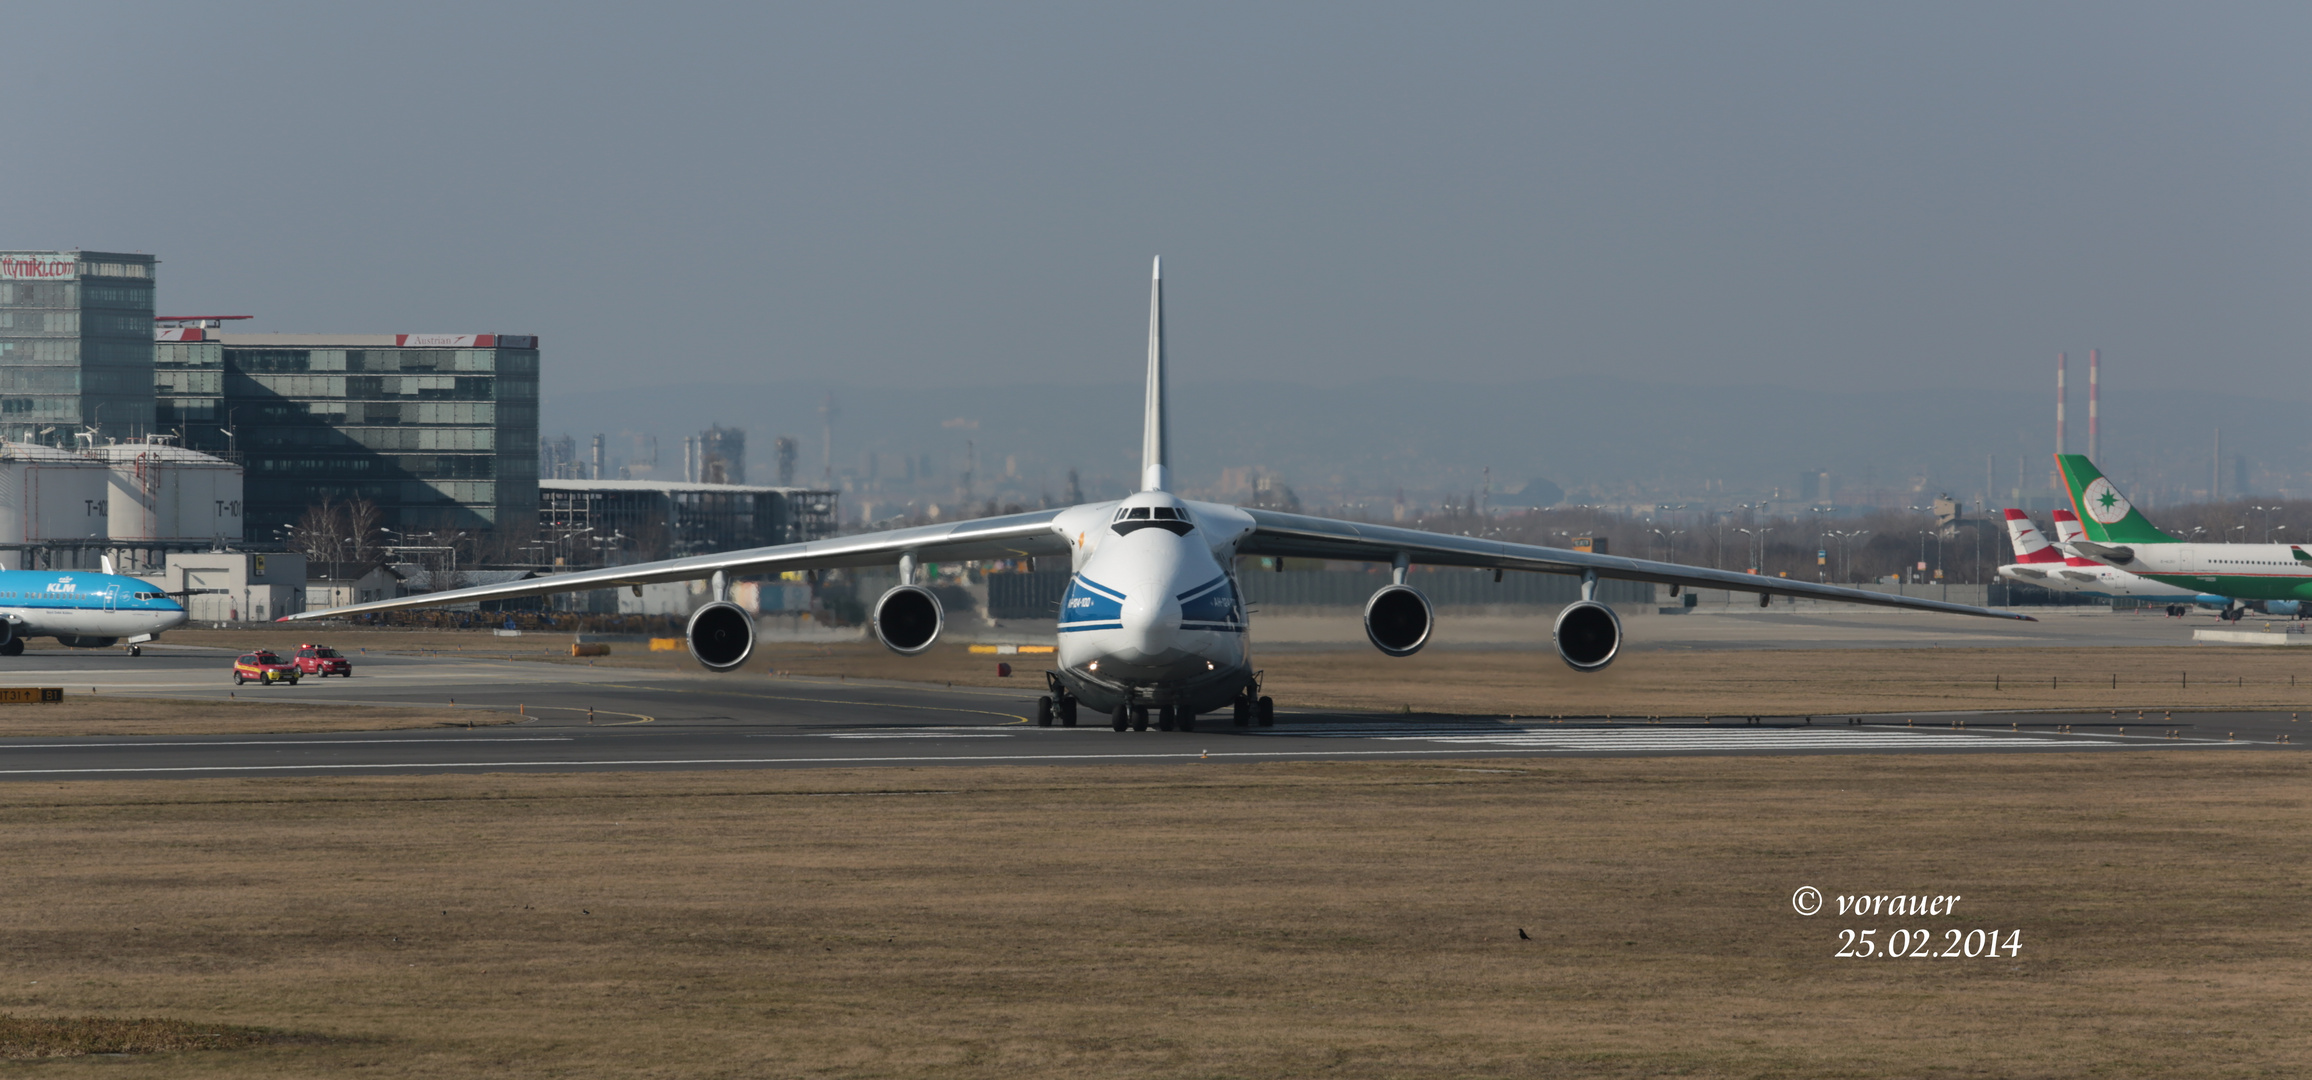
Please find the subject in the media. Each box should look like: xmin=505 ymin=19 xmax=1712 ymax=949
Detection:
xmin=987 ymin=568 xmax=1654 ymax=621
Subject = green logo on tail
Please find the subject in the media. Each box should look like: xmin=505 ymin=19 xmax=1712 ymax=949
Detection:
xmin=2054 ymin=455 xmax=2176 ymax=544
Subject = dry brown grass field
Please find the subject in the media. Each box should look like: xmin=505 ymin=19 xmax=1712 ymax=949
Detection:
xmin=0 ymin=754 xmax=2305 ymax=1077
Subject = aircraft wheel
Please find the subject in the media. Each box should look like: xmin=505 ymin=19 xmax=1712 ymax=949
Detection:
xmin=1157 ymin=705 xmax=1175 ymax=731
xmin=0 ymin=639 xmax=19 ymax=657
xmin=128 ymin=646 xmax=141 ymax=657
xmin=1233 ymin=697 xmax=1250 ymax=727
xmin=1036 ymin=696 xmax=1054 ymax=727
xmin=1256 ymin=696 xmax=1275 ymax=726
xmin=1111 ymin=705 xmax=1129 ymax=732
xmin=1059 ymin=697 xmax=1077 ymax=727
xmin=1132 ymin=706 xmax=1150 ymax=732
xmin=1179 ymin=710 xmax=1197 ymax=732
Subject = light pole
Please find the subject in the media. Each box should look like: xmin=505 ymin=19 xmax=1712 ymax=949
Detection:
xmin=1736 ymin=527 xmax=1773 ymax=575
xmin=2252 ymin=504 xmax=2284 ymax=542
xmin=1829 ymin=529 xmax=1871 ymax=583
xmin=1649 ymin=527 xmax=1684 ymax=563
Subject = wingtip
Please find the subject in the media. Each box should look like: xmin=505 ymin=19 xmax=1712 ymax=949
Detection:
xmin=1151 ymin=255 xmax=1161 ymax=280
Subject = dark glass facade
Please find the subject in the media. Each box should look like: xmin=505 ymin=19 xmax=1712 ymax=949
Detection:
xmin=155 ymin=336 xmax=539 ymax=539
xmin=0 ymin=251 xmax=157 ymax=441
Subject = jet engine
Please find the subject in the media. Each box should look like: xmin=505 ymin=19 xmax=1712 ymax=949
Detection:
xmin=1363 ymin=584 xmax=1433 ymax=657
xmin=685 ymin=601 xmax=757 ymax=671
xmin=872 ymin=584 xmax=944 ymax=655
xmin=1552 ymin=600 xmax=1622 ymax=672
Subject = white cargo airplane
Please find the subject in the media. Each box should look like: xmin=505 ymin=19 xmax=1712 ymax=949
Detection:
xmin=288 ymin=260 xmax=2029 ymax=730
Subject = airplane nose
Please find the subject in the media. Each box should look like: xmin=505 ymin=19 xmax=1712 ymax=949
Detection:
xmin=1117 ymin=591 xmax=1179 ymax=658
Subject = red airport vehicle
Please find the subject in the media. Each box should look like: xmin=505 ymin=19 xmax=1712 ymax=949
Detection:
xmin=292 ymin=644 xmax=352 ymax=677
xmin=232 ymin=651 xmax=301 ymax=686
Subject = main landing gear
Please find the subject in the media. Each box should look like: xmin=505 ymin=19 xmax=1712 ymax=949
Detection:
xmin=1098 ymin=684 xmax=1274 ymax=734
xmin=1230 ymin=679 xmax=1274 ymax=728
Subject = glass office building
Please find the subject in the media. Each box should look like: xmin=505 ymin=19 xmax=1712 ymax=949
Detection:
xmin=0 ymin=251 xmax=158 ymax=442
xmin=154 ymin=331 xmax=539 ymax=539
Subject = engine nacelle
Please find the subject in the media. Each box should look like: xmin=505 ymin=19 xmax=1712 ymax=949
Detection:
xmin=1363 ymin=584 xmax=1433 ymax=657
xmin=1552 ymin=600 xmax=1622 ymax=672
xmin=872 ymin=584 xmax=944 ymax=655
xmin=686 ymin=601 xmax=756 ymax=671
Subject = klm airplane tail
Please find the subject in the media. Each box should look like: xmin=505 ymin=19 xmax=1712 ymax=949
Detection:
xmin=2055 ymin=454 xmax=2177 ymax=544
xmin=1141 ymin=256 xmax=1169 ymax=492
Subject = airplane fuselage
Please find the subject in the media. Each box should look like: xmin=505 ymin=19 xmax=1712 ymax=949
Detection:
xmin=1994 ymin=560 xmax=2222 ymax=604
xmin=0 ymin=570 xmax=188 ymax=646
xmin=1049 ymin=492 xmax=1260 ymax=714
xmin=2088 ymin=543 xmax=2312 ymax=602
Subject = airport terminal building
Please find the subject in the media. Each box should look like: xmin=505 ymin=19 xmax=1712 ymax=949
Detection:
xmin=154 ymin=329 xmax=540 ymax=539
xmin=0 ymin=250 xmax=159 ymax=442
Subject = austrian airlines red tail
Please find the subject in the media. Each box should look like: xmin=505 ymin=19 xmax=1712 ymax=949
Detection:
xmin=2003 ymin=509 xmax=2063 ymax=564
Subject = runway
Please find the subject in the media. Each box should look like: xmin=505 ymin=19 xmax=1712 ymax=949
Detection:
xmin=0 ymin=644 xmax=2292 ymax=779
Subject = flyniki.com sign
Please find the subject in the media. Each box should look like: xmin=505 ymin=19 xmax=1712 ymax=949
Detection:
xmin=0 ymin=254 xmax=78 ymax=280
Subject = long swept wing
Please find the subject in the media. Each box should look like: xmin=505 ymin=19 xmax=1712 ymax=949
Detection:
xmin=1235 ymin=509 xmax=2032 ymax=621
xmin=282 ymin=509 xmax=1071 ymax=621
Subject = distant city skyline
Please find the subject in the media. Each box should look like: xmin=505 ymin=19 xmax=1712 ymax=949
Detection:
xmin=3 ymin=4 xmax=2307 ymax=405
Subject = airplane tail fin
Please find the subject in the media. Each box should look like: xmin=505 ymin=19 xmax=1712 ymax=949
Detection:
xmin=2003 ymin=509 xmax=2063 ymax=563
xmin=2048 ymin=508 xmax=2087 ymax=545
xmin=1140 ymin=256 xmax=1169 ymax=492
xmin=2055 ymin=454 xmax=2177 ymax=544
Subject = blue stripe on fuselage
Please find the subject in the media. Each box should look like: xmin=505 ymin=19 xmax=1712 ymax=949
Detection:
xmin=1059 ymin=575 xmax=1125 ymax=626
xmin=0 ymin=570 xmax=183 ymax=613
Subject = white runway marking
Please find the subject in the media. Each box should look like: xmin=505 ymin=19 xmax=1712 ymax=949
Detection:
xmin=0 ymin=739 xmax=2211 ymax=777
xmin=0 ymin=738 xmax=571 ymax=750
xmin=1261 ymin=724 xmax=2092 ymax=750
xmin=826 ymin=733 xmax=1017 ymax=740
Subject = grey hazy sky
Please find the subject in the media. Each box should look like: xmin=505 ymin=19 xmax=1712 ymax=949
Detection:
xmin=7 ymin=3 xmax=2308 ymax=398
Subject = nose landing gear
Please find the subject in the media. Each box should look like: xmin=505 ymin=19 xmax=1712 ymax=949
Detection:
xmin=1039 ymin=672 xmax=1079 ymax=727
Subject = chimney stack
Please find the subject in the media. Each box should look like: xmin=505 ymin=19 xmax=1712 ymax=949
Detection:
xmin=2053 ymin=352 xmax=2067 ymax=490
xmin=2088 ymin=348 xmax=2100 ymax=460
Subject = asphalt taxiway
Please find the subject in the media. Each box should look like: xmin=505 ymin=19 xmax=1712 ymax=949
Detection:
xmin=0 ymin=646 xmax=2292 ymax=779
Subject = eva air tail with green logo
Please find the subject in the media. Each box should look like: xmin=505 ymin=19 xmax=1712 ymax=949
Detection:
xmin=2055 ymin=453 xmax=2312 ymax=603
xmin=2054 ymin=455 xmax=2176 ymax=545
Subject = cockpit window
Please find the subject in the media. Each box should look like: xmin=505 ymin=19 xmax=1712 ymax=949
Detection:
xmin=1128 ymin=507 xmax=1153 ymax=519
xmin=1151 ymin=507 xmax=1178 ymax=520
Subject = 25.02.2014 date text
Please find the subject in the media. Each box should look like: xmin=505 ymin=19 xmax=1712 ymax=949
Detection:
xmin=1836 ymin=928 xmax=2020 ymax=959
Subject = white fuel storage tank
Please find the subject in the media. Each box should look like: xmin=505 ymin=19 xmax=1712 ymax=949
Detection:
xmin=91 ymin=441 xmax=245 ymax=548
xmin=0 ymin=442 xmax=112 ymax=570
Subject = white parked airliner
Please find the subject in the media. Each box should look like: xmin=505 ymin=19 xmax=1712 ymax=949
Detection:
xmin=288 ymin=260 xmax=2029 ymax=730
